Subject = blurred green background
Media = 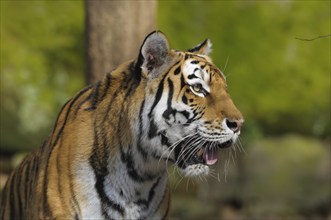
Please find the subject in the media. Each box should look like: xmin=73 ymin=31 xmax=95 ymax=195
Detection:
xmin=1 ymin=1 xmax=330 ymax=219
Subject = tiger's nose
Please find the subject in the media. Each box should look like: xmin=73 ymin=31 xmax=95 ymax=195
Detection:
xmin=225 ymin=119 xmax=244 ymax=133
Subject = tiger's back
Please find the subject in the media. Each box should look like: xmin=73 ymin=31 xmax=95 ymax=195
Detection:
xmin=1 ymin=82 xmax=98 ymax=219
xmin=1 ymin=31 xmax=243 ymax=219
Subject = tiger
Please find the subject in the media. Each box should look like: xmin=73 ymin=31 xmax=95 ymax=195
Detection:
xmin=0 ymin=31 xmax=243 ymax=220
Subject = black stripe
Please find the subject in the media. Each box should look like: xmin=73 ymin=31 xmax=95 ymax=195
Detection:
xmin=162 ymin=78 xmax=174 ymax=120
xmin=14 ymin=158 xmax=27 ymax=219
xmin=100 ymin=72 xmax=112 ymax=100
xmin=80 ymin=91 xmax=93 ymax=107
xmin=95 ymin=169 xmax=125 ymax=216
xmin=85 ymin=81 xmax=101 ymax=111
xmin=90 ymin=128 xmax=125 ymax=217
xmin=120 ymin=148 xmax=156 ymax=183
xmin=30 ymin=153 xmax=40 ymax=199
xmin=188 ymin=74 xmax=199 ymax=79
xmin=190 ymin=60 xmax=199 ymax=64
xmin=193 ymin=67 xmax=200 ymax=73
xmin=41 ymin=158 xmax=52 ymax=217
xmin=56 ymin=136 xmax=64 ymax=203
xmin=120 ymin=150 xmax=141 ymax=182
xmin=120 ymin=150 xmax=143 ymax=182
xmin=160 ymin=132 xmax=171 ymax=147
xmin=148 ymin=119 xmax=158 ymax=139
xmin=102 ymin=73 xmax=133 ymax=122
xmin=135 ymin=177 xmax=161 ymax=211
xmin=74 ymin=84 xmax=94 ymax=115
xmin=174 ymin=66 xmax=181 ymax=75
xmin=182 ymin=94 xmax=188 ymax=105
xmin=135 ymin=52 xmax=144 ymax=82
xmin=148 ymin=77 xmax=165 ymax=118
xmin=23 ymin=157 xmax=31 ymax=209
xmin=75 ymin=92 xmax=93 ymax=115
xmin=171 ymin=61 xmax=181 ymax=75
xmin=184 ymin=53 xmax=192 ymax=60
xmin=137 ymin=99 xmax=148 ymax=159
xmin=148 ymin=177 xmax=161 ymax=203
xmin=15 ymin=163 xmax=25 ymax=219
xmin=40 ymin=136 xmax=50 ymax=154
xmin=26 ymin=154 xmax=37 ymax=209
xmin=166 ymin=79 xmax=174 ymax=110
xmin=187 ymin=39 xmax=208 ymax=53
xmin=179 ymin=110 xmax=190 ymax=120
xmin=9 ymin=171 xmax=17 ymax=219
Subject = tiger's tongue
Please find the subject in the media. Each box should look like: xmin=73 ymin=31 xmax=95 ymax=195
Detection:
xmin=203 ymin=148 xmax=218 ymax=165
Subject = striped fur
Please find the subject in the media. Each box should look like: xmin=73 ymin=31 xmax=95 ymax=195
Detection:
xmin=0 ymin=31 xmax=243 ymax=219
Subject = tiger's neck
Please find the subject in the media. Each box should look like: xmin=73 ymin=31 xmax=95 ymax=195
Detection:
xmin=81 ymin=62 xmax=169 ymax=218
xmin=89 ymin=61 xmax=168 ymax=179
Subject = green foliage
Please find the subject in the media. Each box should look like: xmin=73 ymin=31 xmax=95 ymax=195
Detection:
xmin=158 ymin=1 xmax=330 ymax=137
xmin=0 ymin=1 xmax=84 ymax=152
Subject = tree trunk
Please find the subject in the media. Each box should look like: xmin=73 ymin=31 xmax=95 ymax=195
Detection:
xmin=85 ymin=0 xmax=156 ymax=84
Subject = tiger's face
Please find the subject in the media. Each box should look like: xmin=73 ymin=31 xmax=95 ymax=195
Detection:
xmin=139 ymin=32 xmax=243 ymax=176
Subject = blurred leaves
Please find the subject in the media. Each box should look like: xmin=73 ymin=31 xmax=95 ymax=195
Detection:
xmin=1 ymin=1 xmax=84 ymax=152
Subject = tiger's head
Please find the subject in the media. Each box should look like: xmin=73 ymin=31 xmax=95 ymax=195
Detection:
xmin=137 ymin=31 xmax=244 ymax=177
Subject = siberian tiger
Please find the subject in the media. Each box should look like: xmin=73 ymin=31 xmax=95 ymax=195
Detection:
xmin=0 ymin=31 xmax=243 ymax=219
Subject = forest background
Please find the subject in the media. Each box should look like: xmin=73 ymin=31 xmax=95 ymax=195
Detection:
xmin=1 ymin=1 xmax=330 ymax=219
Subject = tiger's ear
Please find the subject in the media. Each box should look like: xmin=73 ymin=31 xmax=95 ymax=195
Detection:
xmin=138 ymin=31 xmax=170 ymax=78
xmin=187 ymin=39 xmax=212 ymax=56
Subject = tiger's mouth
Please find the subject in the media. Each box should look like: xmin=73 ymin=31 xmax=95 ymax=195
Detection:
xmin=174 ymin=138 xmax=233 ymax=169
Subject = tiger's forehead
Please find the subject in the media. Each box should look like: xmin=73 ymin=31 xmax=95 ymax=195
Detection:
xmin=178 ymin=52 xmax=226 ymax=84
xmin=182 ymin=59 xmax=211 ymax=84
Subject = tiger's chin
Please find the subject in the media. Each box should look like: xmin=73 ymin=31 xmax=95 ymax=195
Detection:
xmin=180 ymin=164 xmax=210 ymax=177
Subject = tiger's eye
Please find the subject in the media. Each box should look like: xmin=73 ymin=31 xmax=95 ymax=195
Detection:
xmin=192 ymin=84 xmax=202 ymax=93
